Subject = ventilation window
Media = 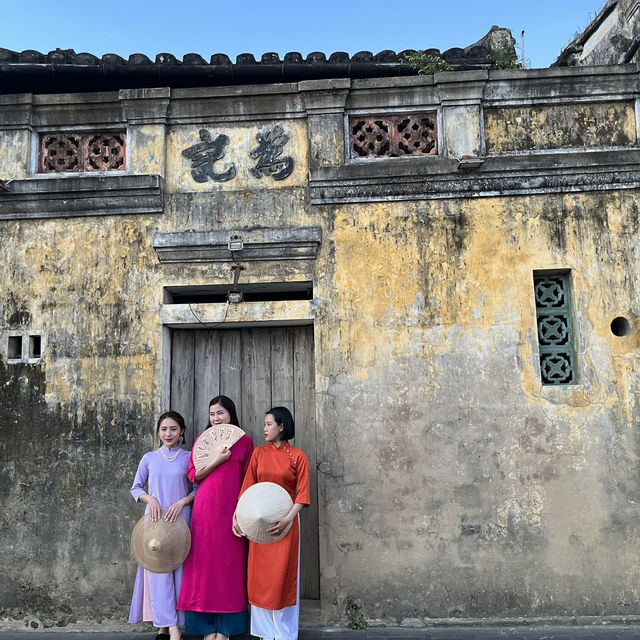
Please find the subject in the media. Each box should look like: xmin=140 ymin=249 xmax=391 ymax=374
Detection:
xmin=350 ymin=113 xmax=437 ymax=158
xmin=533 ymin=271 xmax=576 ymax=385
xmin=165 ymin=281 xmax=313 ymax=304
xmin=29 ymin=334 xmax=42 ymax=358
xmin=38 ymin=131 xmax=126 ymax=173
xmin=8 ymin=335 xmax=22 ymax=360
xmin=611 ymin=316 xmax=632 ymax=337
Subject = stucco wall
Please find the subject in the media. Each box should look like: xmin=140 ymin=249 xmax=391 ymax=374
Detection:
xmin=485 ymin=102 xmax=637 ymax=151
xmin=0 ymin=213 xmax=161 ymax=625
xmin=317 ymin=191 xmax=640 ymax=622
xmin=556 ymin=0 xmax=640 ymax=67
xmin=2 ymin=66 xmax=640 ymax=629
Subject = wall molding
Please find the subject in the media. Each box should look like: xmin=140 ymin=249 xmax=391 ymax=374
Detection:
xmin=153 ymin=226 xmax=322 ymax=263
xmin=310 ymin=150 xmax=640 ymax=203
xmin=0 ymin=173 xmax=164 ymax=220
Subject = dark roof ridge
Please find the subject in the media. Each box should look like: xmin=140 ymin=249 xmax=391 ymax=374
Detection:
xmin=0 ymin=45 xmax=489 ymax=67
xmin=0 ymin=28 xmax=513 ymax=94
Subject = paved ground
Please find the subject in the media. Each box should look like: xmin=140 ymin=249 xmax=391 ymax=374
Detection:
xmin=2 ymin=627 xmax=640 ymax=639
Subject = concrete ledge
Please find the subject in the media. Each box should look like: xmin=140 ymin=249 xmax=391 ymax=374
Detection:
xmin=153 ymin=226 xmax=322 ymax=263
xmin=161 ymin=300 xmax=315 ymax=328
xmin=0 ymin=174 xmax=164 ymax=220
xmin=310 ymin=150 xmax=640 ymax=203
xmin=3 ymin=622 xmax=640 ymax=637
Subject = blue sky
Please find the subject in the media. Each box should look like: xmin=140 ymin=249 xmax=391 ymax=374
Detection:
xmin=2 ymin=0 xmax=606 ymax=69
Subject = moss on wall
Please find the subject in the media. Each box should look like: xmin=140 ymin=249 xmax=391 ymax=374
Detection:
xmin=485 ymin=102 xmax=637 ymax=152
xmin=3 ymin=73 xmax=640 ymax=627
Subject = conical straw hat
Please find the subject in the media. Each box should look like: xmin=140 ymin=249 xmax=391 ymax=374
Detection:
xmin=193 ymin=424 xmax=246 ymax=471
xmin=131 ymin=511 xmax=191 ymax=573
xmin=236 ymin=481 xmax=294 ymax=544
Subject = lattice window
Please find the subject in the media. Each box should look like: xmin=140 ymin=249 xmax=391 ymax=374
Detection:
xmin=350 ymin=113 xmax=437 ymax=158
xmin=533 ymin=272 xmax=576 ymax=385
xmin=39 ymin=132 xmax=126 ymax=173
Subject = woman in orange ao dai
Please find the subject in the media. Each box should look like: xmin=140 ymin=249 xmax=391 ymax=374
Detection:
xmin=233 ymin=406 xmax=310 ymax=640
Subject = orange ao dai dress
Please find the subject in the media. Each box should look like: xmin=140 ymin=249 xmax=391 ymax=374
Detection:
xmin=239 ymin=442 xmax=310 ymax=640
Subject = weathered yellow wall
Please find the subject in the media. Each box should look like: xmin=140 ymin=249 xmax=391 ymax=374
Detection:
xmin=0 ymin=129 xmax=30 ymax=179
xmin=0 ymin=213 xmax=163 ymax=624
xmin=318 ymin=190 xmax=640 ymax=620
xmin=3 ymin=70 xmax=640 ymax=629
xmin=129 ymin=124 xmax=166 ymax=176
xmin=485 ymin=102 xmax=637 ymax=151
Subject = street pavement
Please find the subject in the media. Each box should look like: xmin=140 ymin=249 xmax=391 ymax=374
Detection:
xmin=2 ymin=627 xmax=640 ymax=639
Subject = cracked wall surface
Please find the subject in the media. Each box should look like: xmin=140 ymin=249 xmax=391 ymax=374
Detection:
xmin=317 ymin=191 xmax=640 ymax=621
xmin=2 ymin=68 xmax=640 ymax=628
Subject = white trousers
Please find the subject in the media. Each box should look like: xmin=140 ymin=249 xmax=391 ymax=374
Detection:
xmin=250 ymin=517 xmax=300 ymax=640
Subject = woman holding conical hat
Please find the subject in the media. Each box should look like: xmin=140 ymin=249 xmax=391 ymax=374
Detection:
xmin=234 ymin=406 xmax=310 ymax=640
xmin=128 ymin=411 xmax=194 ymax=640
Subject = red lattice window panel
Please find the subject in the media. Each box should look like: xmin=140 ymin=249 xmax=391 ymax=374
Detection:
xmin=350 ymin=113 xmax=437 ymax=158
xmin=39 ymin=132 xmax=126 ymax=173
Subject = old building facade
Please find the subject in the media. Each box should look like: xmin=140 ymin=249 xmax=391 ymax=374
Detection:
xmin=555 ymin=0 xmax=640 ymax=66
xmin=2 ymin=47 xmax=640 ymax=628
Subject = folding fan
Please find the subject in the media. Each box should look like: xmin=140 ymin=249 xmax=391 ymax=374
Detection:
xmin=193 ymin=423 xmax=246 ymax=471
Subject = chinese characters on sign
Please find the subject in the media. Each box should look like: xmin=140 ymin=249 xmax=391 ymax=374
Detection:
xmin=249 ymin=125 xmax=294 ymax=180
xmin=182 ymin=125 xmax=294 ymax=184
xmin=182 ymin=130 xmax=236 ymax=183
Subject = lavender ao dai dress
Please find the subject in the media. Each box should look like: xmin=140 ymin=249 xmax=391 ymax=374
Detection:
xmin=128 ymin=446 xmax=194 ymax=628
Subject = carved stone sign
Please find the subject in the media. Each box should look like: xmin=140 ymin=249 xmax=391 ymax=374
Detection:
xmin=249 ymin=125 xmax=294 ymax=180
xmin=182 ymin=129 xmax=236 ymax=183
xmin=181 ymin=125 xmax=294 ymax=184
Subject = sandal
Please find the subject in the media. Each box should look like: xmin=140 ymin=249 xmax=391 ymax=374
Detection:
xmin=155 ymin=634 xmax=171 ymax=640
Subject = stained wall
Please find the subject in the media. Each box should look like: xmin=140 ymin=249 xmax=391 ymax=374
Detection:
xmin=1 ymin=65 xmax=640 ymax=628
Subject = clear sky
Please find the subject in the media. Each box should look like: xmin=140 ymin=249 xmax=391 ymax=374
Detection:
xmin=2 ymin=0 xmax=606 ymax=69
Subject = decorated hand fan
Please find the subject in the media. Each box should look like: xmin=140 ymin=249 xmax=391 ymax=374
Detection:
xmin=193 ymin=423 xmax=246 ymax=471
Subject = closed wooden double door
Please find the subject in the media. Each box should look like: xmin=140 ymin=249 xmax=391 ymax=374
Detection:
xmin=170 ymin=325 xmax=319 ymax=599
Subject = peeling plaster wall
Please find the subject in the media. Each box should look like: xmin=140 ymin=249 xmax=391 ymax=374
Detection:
xmin=2 ymin=68 xmax=640 ymax=628
xmin=0 ymin=215 xmax=162 ymax=626
xmin=317 ymin=192 xmax=640 ymax=622
xmin=485 ymin=102 xmax=637 ymax=152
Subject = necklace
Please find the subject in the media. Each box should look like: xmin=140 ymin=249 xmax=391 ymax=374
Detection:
xmin=160 ymin=447 xmax=180 ymax=462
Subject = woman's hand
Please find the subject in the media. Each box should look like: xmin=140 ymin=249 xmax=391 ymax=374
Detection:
xmin=267 ymin=503 xmax=304 ymax=537
xmin=267 ymin=515 xmax=292 ymax=537
xmin=164 ymin=498 xmax=186 ymax=523
xmin=214 ymin=446 xmax=232 ymax=466
xmin=194 ymin=446 xmax=231 ymax=482
xmin=232 ymin=512 xmax=245 ymax=538
xmin=146 ymin=496 xmax=162 ymax=522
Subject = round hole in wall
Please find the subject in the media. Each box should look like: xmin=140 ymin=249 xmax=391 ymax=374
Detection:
xmin=610 ymin=316 xmax=632 ymax=337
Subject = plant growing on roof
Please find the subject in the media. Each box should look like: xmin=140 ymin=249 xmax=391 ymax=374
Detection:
xmin=403 ymin=50 xmax=453 ymax=74
xmin=487 ymin=30 xmax=523 ymax=69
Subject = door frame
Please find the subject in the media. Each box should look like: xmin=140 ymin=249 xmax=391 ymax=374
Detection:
xmin=159 ymin=299 xmax=320 ymax=598
xmin=160 ymin=300 xmax=315 ymax=410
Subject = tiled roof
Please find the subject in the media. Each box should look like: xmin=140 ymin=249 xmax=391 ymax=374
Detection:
xmin=0 ymin=29 xmax=506 ymax=94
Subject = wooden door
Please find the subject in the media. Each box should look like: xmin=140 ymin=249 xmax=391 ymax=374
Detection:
xmin=170 ymin=325 xmax=319 ymax=599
